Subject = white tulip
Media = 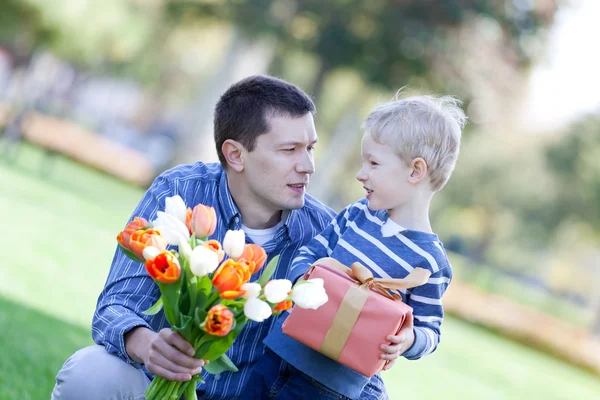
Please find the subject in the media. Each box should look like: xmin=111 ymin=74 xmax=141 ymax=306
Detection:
xmin=223 ymin=230 xmax=245 ymax=259
xmin=152 ymin=211 xmax=190 ymax=246
xmin=264 ymin=279 xmax=292 ymax=304
xmin=291 ymin=278 xmax=328 ymax=310
xmin=178 ymin=238 xmax=192 ymax=261
xmin=164 ymin=195 xmax=188 ymax=224
xmin=241 ymin=282 xmax=262 ymax=299
xmin=142 ymin=246 xmax=161 ymax=261
xmin=244 ymin=297 xmax=272 ymax=322
xmin=189 ymin=246 xmax=220 ymax=277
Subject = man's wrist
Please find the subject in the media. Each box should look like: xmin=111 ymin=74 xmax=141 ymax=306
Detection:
xmin=125 ymin=326 xmax=155 ymax=364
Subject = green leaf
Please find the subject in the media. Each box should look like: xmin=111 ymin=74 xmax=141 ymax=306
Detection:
xmin=117 ymin=243 xmax=144 ymax=264
xmin=194 ymin=307 xmax=208 ymax=328
xmin=142 ymin=297 xmax=163 ymax=315
xmin=158 ymin=280 xmax=183 ymax=327
xmin=203 ymin=354 xmax=239 ymax=374
xmin=256 ymin=255 xmax=280 ymax=286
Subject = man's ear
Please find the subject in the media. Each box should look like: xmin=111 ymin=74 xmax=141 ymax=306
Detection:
xmin=222 ymin=139 xmax=245 ymax=172
xmin=408 ymin=157 xmax=428 ymax=184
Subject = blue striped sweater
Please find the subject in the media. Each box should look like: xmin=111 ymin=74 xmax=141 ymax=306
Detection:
xmin=264 ymin=198 xmax=452 ymax=399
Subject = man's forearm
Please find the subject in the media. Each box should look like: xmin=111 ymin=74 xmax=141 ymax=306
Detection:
xmin=125 ymin=326 xmax=157 ymax=364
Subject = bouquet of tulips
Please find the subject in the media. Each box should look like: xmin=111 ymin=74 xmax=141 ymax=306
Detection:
xmin=116 ymin=196 xmax=328 ymax=400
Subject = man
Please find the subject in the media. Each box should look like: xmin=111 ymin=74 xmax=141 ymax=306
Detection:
xmin=52 ymin=75 xmax=338 ymax=399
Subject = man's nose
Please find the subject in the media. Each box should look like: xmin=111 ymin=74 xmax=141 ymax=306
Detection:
xmin=296 ymin=151 xmax=315 ymax=175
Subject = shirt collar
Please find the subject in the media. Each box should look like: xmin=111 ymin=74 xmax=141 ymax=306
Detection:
xmin=218 ymin=168 xmax=242 ymax=230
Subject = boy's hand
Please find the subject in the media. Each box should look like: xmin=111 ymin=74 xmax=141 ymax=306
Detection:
xmin=379 ymin=314 xmax=415 ymax=371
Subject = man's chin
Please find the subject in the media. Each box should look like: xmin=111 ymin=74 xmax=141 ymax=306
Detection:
xmin=281 ymin=197 xmax=305 ymax=211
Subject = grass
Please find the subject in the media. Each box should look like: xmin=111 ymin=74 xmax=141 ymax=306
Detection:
xmin=2 ymin=141 xmax=600 ymax=399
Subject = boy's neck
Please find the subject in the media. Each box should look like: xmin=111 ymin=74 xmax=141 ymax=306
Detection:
xmin=387 ymin=194 xmax=433 ymax=233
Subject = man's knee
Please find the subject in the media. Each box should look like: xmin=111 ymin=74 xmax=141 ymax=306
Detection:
xmin=52 ymin=345 xmax=149 ymax=400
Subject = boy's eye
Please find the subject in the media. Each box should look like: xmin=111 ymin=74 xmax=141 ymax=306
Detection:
xmin=282 ymin=148 xmax=294 ymax=152
xmin=308 ymin=145 xmax=315 ymax=151
xmin=370 ymin=161 xmax=378 ymax=166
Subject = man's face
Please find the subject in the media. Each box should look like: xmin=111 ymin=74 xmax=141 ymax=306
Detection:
xmin=242 ymin=113 xmax=317 ymax=213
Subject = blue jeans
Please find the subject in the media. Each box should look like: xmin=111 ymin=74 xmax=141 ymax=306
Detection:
xmin=240 ymin=348 xmax=351 ymax=400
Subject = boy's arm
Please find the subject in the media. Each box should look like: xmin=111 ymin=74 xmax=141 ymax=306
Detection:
xmin=91 ymin=176 xmax=171 ymax=368
xmin=287 ymin=206 xmax=351 ymax=284
xmin=401 ymin=265 xmax=452 ymax=360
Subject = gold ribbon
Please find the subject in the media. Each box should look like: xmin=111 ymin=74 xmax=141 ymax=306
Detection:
xmin=312 ymin=257 xmax=431 ymax=362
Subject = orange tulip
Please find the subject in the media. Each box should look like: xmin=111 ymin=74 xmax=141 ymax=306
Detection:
xmin=188 ymin=204 xmax=217 ymax=238
xmin=145 ymin=251 xmax=181 ymax=284
xmin=212 ymin=259 xmax=251 ymax=299
xmin=117 ymin=217 xmax=149 ymax=249
xmin=235 ymin=244 xmax=267 ymax=274
xmin=128 ymin=229 xmax=167 ymax=259
xmin=185 ymin=208 xmax=193 ymax=235
xmin=274 ymin=300 xmax=292 ymax=311
xmin=204 ymin=304 xmax=234 ymax=336
xmin=203 ymin=240 xmax=225 ymax=263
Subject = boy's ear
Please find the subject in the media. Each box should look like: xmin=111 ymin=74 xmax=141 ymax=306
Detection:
xmin=408 ymin=157 xmax=428 ymax=184
xmin=222 ymin=139 xmax=245 ymax=172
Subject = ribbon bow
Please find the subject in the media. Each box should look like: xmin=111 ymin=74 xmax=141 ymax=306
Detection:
xmin=312 ymin=257 xmax=431 ymax=301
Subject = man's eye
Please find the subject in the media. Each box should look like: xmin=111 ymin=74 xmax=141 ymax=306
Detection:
xmin=370 ymin=161 xmax=378 ymax=166
xmin=282 ymin=148 xmax=294 ymax=152
xmin=308 ymin=145 xmax=315 ymax=151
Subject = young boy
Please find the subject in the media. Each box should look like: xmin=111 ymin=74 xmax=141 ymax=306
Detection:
xmin=243 ymin=93 xmax=467 ymax=400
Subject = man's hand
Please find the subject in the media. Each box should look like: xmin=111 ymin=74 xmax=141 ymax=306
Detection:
xmin=379 ymin=313 xmax=415 ymax=371
xmin=125 ymin=327 xmax=205 ymax=382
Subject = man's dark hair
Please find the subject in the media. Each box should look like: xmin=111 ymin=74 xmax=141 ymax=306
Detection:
xmin=214 ymin=75 xmax=316 ymax=165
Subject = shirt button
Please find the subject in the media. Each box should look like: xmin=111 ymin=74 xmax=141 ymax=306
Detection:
xmin=214 ymin=373 xmax=220 ymax=380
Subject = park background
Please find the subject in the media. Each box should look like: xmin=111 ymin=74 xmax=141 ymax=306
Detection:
xmin=1 ymin=0 xmax=600 ymax=399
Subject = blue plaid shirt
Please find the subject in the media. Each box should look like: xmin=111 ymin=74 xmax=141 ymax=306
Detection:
xmin=91 ymin=162 xmax=335 ymax=399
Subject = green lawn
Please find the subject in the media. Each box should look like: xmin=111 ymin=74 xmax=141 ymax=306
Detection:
xmin=2 ymin=142 xmax=600 ymax=400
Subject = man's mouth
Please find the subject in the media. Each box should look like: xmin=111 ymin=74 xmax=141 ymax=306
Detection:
xmin=288 ymin=183 xmax=306 ymax=193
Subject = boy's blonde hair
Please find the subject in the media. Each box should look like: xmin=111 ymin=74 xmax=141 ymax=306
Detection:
xmin=362 ymin=92 xmax=467 ymax=191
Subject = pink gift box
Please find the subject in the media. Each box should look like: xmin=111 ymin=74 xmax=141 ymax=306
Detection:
xmin=282 ymin=259 xmax=417 ymax=377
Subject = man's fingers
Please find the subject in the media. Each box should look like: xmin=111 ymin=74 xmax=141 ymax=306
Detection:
xmin=153 ymin=339 xmax=204 ymax=370
xmin=146 ymin=363 xmax=193 ymax=382
xmin=159 ymin=329 xmax=195 ymax=356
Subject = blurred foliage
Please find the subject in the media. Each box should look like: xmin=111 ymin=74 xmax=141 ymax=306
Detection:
xmin=165 ymin=0 xmax=555 ymax=97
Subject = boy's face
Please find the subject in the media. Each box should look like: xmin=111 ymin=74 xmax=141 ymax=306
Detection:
xmin=241 ymin=113 xmax=317 ymax=213
xmin=356 ymin=131 xmax=414 ymax=213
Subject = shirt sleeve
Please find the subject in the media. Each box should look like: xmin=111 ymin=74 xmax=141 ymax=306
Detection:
xmin=288 ymin=205 xmax=351 ymax=284
xmin=402 ymin=264 xmax=452 ymax=360
xmin=91 ymin=175 xmax=172 ymax=368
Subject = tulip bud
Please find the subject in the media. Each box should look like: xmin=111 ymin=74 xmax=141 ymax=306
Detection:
xmin=189 ymin=204 xmax=217 ymax=238
xmin=142 ymin=246 xmax=161 ymax=261
xmin=145 ymin=251 xmax=181 ymax=284
xmin=291 ymin=278 xmax=328 ymax=309
xmin=241 ymin=282 xmax=261 ymax=299
xmin=164 ymin=195 xmax=188 ymax=224
xmin=223 ymin=230 xmax=245 ymax=259
xmin=189 ymin=246 xmax=220 ymax=277
xmin=243 ymin=297 xmax=272 ymax=322
xmin=264 ymin=279 xmax=292 ymax=304
xmin=203 ymin=304 xmax=234 ymax=336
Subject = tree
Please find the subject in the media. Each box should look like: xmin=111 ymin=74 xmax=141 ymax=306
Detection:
xmin=165 ymin=0 xmax=556 ymax=100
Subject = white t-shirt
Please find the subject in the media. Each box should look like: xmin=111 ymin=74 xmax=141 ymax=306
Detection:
xmin=242 ymin=219 xmax=285 ymax=246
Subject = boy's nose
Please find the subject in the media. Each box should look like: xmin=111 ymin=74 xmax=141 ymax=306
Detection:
xmin=356 ymin=168 xmax=366 ymax=182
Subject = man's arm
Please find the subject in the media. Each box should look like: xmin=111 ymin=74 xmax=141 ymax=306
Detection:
xmin=288 ymin=205 xmax=352 ymax=284
xmin=92 ymin=174 xmax=205 ymax=380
